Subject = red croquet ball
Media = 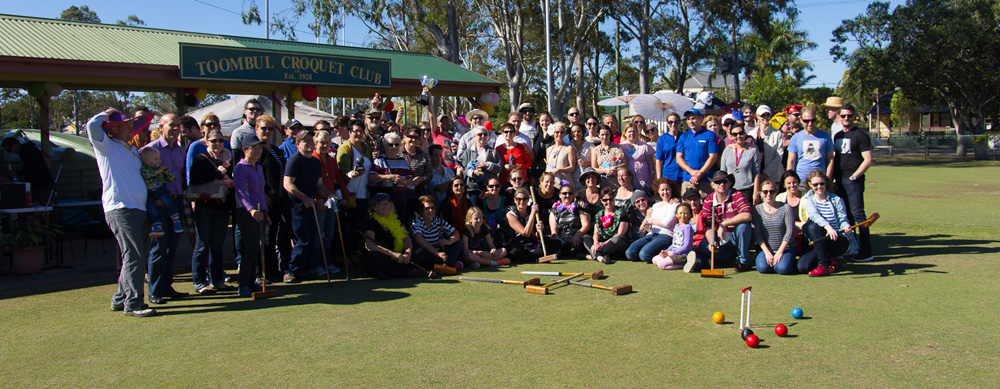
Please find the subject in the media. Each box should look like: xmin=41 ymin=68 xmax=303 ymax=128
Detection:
xmin=746 ymin=334 xmax=760 ymax=348
xmin=775 ymin=324 xmax=788 ymax=337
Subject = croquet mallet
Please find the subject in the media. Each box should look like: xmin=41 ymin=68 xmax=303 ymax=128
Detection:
xmin=529 ymin=187 xmax=557 ymax=263
xmin=525 ymin=273 xmax=583 ymax=294
xmin=521 ymin=270 xmax=604 ymax=280
xmin=701 ymin=198 xmax=724 ymax=278
xmin=808 ymin=213 xmax=880 ymax=246
xmin=358 ymin=232 xmax=437 ymax=278
xmin=311 ymin=204 xmax=332 ymax=287
xmin=433 ymin=264 xmax=457 ymax=276
xmin=252 ymin=204 xmax=277 ymax=300
xmin=553 ymin=279 xmax=633 ymax=296
xmin=332 ymin=199 xmax=351 ymax=281
xmin=460 ymin=277 xmax=541 ymax=287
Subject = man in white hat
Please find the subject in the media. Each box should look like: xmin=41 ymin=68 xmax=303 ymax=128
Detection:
xmin=517 ymin=102 xmax=538 ymax=139
xmin=747 ymin=105 xmax=783 ymax=153
xmin=821 ymin=96 xmax=845 ymax=138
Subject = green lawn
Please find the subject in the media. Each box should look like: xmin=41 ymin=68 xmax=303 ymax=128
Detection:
xmin=2 ymin=160 xmax=999 ymax=387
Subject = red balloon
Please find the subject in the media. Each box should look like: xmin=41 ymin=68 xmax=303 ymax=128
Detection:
xmin=301 ymin=86 xmax=318 ymax=101
xmin=185 ymin=88 xmax=198 ymax=95
xmin=746 ymin=334 xmax=760 ymax=348
xmin=384 ymin=101 xmax=395 ymax=112
xmin=484 ymin=121 xmax=493 ymax=131
xmin=775 ymin=324 xmax=788 ymax=337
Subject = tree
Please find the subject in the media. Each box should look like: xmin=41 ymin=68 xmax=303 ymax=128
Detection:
xmin=608 ymin=0 xmax=666 ymax=94
xmin=740 ymin=18 xmax=816 ymax=86
xmin=890 ymin=90 xmax=918 ymax=130
xmin=59 ymin=5 xmax=100 ymax=23
xmin=547 ymin=0 xmax=613 ymax=121
xmin=652 ymin=0 xmax=723 ymax=95
xmin=832 ymin=0 xmax=1000 ymax=157
xmin=116 ymin=15 xmax=146 ymax=26
xmin=473 ymin=0 xmax=538 ymax=109
xmin=741 ymin=70 xmax=796 ymax=110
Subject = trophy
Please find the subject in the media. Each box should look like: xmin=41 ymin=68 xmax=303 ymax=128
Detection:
xmin=417 ymin=74 xmax=438 ymax=106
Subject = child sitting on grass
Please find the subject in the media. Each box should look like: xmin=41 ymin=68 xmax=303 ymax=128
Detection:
xmin=652 ymin=203 xmax=695 ymax=270
xmin=462 ymin=206 xmax=509 ymax=269
xmin=140 ymin=148 xmax=183 ymax=238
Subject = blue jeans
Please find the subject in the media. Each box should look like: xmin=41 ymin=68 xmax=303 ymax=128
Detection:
xmin=756 ymin=250 xmax=797 ymax=274
xmin=146 ymin=186 xmax=179 ymax=224
xmin=836 ymin=175 xmax=871 ymax=257
xmin=107 ymin=208 xmax=149 ymax=310
xmin=625 ymin=233 xmax=674 ymax=262
xmin=694 ymin=222 xmax=752 ymax=266
xmin=148 ymin=200 xmax=181 ymax=298
xmin=289 ymin=208 xmax=321 ymax=275
xmin=234 ymin=208 xmax=263 ymax=289
xmin=191 ymin=206 xmax=229 ymax=289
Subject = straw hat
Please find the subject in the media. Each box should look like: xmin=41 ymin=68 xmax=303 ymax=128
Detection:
xmin=820 ymin=96 xmax=844 ymax=109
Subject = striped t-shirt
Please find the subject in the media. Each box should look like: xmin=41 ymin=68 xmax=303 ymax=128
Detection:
xmin=812 ymin=197 xmax=838 ymax=226
xmin=412 ymin=215 xmax=456 ymax=249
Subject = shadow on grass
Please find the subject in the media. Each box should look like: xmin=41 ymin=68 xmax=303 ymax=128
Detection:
xmin=839 ymin=231 xmax=1000 ymax=278
xmin=155 ymin=277 xmax=461 ymax=316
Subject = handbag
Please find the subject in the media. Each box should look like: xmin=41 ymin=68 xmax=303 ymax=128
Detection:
xmin=186 ymin=180 xmax=228 ymax=201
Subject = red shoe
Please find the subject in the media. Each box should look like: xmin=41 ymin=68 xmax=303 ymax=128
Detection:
xmin=808 ymin=265 xmax=833 ymax=277
xmin=496 ymin=258 xmax=511 ymax=266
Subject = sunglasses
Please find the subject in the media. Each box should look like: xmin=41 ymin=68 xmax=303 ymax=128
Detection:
xmin=471 ymin=116 xmax=484 ymax=120
xmin=259 ymin=126 xmax=275 ymax=131
xmin=514 ymin=197 xmax=529 ymax=201
xmin=424 ymin=206 xmax=435 ymax=211
xmin=601 ymin=198 xmax=613 ymax=203
xmin=486 ymin=184 xmax=500 ymax=189
xmin=520 ymin=109 xmax=535 ymax=114
xmin=840 ymin=114 xmax=854 ymax=118
xmin=387 ymin=143 xmax=401 ymax=147
xmin=810 ymin=182 xmax=826 ymax=187
xmin=801 ymin=119 xmax=816 ymax=124
xmin=511 ymin=177 xmax=524 ymax=181
xmin=209 ymin=139 xmax=225 ymax=144
xmin=502 ymin=130 xmax=514 ymax=134
xmin=586 ymin=122 xmax=598 ymax=126
xmin=559 ymin=191 xmax=573 ymax=196
xmin=723 ymin=122 xmax=735 ymax=127
xmin=453 ymin=183 xmax=466 ymax=187
xmin=476 ymin=133 xmax=488 ymax=137
xmin=406 ymin=134 xmax=420 ymax=139
xmin=761 ymin=189 xmax=776 ymax=194
xmin=633 ymin=120 xmax=645 ymax=124
xmin=790 ymin=113 xmax=802 ymax=117
xmin=568 ymin=112 xmax=580 ymax=116
xmin=246 ymin=107 xmax=262 ymax=112
xmin=760 ymin=113 xmax=772 ymax=117
xmin=730 ymin=132 xmax=746 ymax=137
xmin=203 ymin=122 xmax=220 ymax=127
xmin=666 ymin=120 xmax=679 ymax=125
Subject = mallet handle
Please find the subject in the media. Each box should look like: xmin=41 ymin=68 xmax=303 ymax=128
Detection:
xmin=521 ymin=271 xmax=599 ymax=277
xmin=530 ymin=187 xmax=550 ymax=256
xmin=541 ymin=273 xmax=583 ymax=288
xmin=460 ymin=277 xmax=502 ymax=283
xmin=564 ymin=280 xmax=610 ymax=290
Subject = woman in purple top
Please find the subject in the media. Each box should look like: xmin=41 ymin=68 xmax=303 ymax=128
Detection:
xmin=188 ymin=129 xmax=234 ymax=294
xmin=233 ymin=137 xmax=270 ymax=297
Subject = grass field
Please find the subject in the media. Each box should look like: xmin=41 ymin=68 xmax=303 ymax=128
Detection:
xmin=2 ymin=159 xmax=998 ymax=387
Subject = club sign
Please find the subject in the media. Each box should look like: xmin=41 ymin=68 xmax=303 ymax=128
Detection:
xmin=179 ymin=43 xmax=391 ymax=88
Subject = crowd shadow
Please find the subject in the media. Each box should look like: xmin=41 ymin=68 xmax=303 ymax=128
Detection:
xmin=156 ymin=276 xmax=460 ymax=316
xmin=838 ymin=231 xmax=999 ymax=278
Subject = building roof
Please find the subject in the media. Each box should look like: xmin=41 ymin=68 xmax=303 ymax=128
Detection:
xmin=0 ymin=14 xmax=499 ymax=95
xmin=682 ymin=71 xmax=736 ymax=90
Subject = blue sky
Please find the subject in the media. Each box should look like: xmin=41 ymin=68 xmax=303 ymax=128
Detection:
xmin=6 ymin=0 xmax=898 ymax=90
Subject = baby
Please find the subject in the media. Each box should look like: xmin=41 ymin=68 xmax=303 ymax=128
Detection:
xmin=140 ymin=148 xmax=183 ymax=238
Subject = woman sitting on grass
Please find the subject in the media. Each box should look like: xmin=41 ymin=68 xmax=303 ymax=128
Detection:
xmin=753 ymin=180 xmax=797 ymax=275
xmin=548 ymin=183 xmax=592 ymax=259
xmin=503 ymin=188 xmax=561 ymax=263
xmin=798 ymin=170 xmax=853 ymax=277
xmin=775 ymin=170 xmax=804 ymax=227
xmin=626 ymin=178 xmax=680 ymax=263
xmin=412 ymin=195 xmax=464 ymax=270
xmin=462 ymin=206 xmax=510 ymax=269
xmin=363 ymin=193 xmax=422 ymax=279
xmin=590 ymin=188 xmax=630 ymax=264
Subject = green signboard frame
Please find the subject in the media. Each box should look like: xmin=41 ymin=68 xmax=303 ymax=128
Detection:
xmin=179 ymin=43 xmax=391 ymax=88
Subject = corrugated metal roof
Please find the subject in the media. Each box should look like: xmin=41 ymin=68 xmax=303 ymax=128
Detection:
xmin=0 ymin=14 xmax=497 ymax=85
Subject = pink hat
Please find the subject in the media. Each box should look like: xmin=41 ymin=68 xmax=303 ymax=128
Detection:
xmin=103 ymin=112 xmax=154 ymax=136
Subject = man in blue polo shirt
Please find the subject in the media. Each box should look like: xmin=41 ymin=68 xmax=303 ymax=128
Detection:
xmin=675 ymin=108 xmax=719 ymax=198
xmin=655 ymin=112 xmax=685 ymax=183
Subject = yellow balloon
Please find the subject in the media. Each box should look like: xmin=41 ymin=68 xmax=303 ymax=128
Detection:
xmin=194 ymin=88 xmax=208 ymax=100
xmin=290 ymin=86 xmax=304 ymax=101
xmin=481 ymin=103 xmax=494 ymax=116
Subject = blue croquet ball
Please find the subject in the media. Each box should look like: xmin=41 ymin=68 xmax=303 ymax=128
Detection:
xmin=791 ymin=307 xmax=804 ymax=319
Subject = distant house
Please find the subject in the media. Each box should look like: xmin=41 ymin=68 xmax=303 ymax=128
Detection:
xmin=651 ymin=70 xmax=738 ymax=95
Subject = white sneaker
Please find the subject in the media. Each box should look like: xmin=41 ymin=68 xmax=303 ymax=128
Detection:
xmin=683 ymin=252 xmax=698 ymax=273
xmin=852 ymin=255 xmax=874 ymax=262
xmin=311 ymin=266 xmax=327 ymax=277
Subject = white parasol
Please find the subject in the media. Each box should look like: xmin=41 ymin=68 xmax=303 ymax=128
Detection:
xmin=597 ymin=93 xmax=645 ymax=106
xmin=629 ymin=92 xmax=695 ymax=122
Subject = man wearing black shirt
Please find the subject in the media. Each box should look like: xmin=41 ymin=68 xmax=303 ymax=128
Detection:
xmin=283 ymin=131 xmax=333 ymax=283
xmin=833 ymin=104 xmax=874 ymax=262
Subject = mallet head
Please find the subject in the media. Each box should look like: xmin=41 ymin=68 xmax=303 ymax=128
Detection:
xmin=523 ymin=278 xmax=541 ymax=286
xmin=591 ymin=270 xmax=604 ymax=280
xmin=611 ymin=285 xmax=633 ymax=296
xmin=525 ymin=285 xmax=548 ymax=294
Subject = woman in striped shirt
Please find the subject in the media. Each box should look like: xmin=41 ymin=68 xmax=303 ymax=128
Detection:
xmin=798 ymin=170 xmax=853 ymax=277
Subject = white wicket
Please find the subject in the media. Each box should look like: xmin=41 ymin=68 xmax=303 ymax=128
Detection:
xmin=739 ymin=287 xmax=752 ymax=329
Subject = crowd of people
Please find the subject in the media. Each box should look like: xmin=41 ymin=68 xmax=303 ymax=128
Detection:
xmin=88 ymin=93 xmax=874 ymax=318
